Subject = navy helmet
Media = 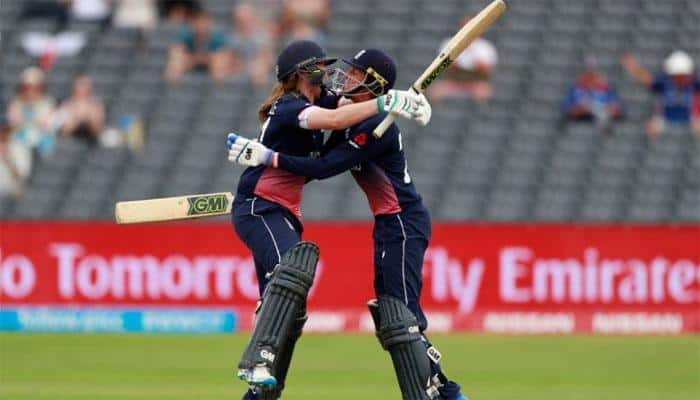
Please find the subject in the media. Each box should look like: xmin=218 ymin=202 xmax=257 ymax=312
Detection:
xmin=275 ymin=40 xmax=337 ymax=83
xmin=341 ymin=48 xmax=397 ymax=95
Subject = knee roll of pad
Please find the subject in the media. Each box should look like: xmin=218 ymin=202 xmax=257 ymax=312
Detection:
xmin=377 ymin=295 xmax=423 ymax=350
xmin=266 ymin=242 xmax=318 ymax=297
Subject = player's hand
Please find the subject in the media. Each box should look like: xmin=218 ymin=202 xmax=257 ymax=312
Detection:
xmin=413 ymin=93 xmax=431 ymax=126
xmin=377 ymin=89 xmax=432 ymax=126
xmin=227 ymin=133 xmax=275 ymax=167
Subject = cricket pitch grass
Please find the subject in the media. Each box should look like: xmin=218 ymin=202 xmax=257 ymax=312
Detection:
xmin=1 ymin=333 xmax=698 ymax=399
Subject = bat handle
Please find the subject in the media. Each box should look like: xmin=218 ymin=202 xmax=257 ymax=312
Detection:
xmin=372 ymin=113 xmax=396 ymax=139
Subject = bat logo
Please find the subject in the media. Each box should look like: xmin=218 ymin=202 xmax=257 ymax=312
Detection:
xmin=187 ymin=194 xmax=229 ymax=215
xmin=420 ymin=56 xmax=453 ymax=90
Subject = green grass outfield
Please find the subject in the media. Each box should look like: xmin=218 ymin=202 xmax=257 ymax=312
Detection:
xmin=1 ymin=333 xmax=698 ymax=400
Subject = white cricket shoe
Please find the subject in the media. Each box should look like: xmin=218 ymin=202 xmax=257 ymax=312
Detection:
xmin=237 ymin=364 xmax=278 ymax=388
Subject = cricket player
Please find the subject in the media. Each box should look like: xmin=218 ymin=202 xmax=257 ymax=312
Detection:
xmin=230 ymin=40 xmax=431 ymax=400
xmin=229 ymin=48 xmax=467 ymax=400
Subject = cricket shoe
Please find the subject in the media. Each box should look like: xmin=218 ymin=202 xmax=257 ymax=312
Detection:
xmin=237 ymin=365 xmax=278 ymax=388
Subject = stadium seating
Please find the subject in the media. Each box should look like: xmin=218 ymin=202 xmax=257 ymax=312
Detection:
xmin=0 ymin=0 xmax=697 ymax=222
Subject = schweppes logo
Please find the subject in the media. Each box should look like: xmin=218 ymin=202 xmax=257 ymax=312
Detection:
xmin=420 ymin=56 xmax=453 ymax=90
xmin=187 ymin=194 xmax=229 ymax=215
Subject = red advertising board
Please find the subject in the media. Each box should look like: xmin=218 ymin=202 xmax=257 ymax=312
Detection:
xmin=1 ymin=222 xmax=698 ymax=334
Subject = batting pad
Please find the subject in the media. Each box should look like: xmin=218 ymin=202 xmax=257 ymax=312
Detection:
xmin=377 ymin=295 xmax=440 ymax=400
xmin=238 ymin=242 xmax=319 ymax=375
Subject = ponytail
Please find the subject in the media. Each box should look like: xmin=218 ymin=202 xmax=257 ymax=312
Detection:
xmin=258 ymin=74 xmax=299 ymax=123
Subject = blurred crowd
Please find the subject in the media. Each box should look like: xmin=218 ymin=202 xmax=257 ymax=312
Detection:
xmin=163 ymin=0 xmax=329 ymax=84
xmin=427 ymin=15 xmax=699 ymax=140
xmin=17 ymin=0 xmax=329 ymax=82
xmin=1 ymin=2 xmax=699 ymax=200
xmin=560 ymin=50 xmax=700 ymax=137
xmin=1 ymin=0 xmax=330 ymax=198
xmin=0 ymin=67 xmax=105 ymax=197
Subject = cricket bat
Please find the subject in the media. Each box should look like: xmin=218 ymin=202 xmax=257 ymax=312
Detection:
xmin=114 ymin=192 xmax=234 ymax=224
xmin=373 ymin=0 xmax=507 ymax=138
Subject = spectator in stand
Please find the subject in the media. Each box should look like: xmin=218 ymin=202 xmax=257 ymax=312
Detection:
xmin=57 ymin=76 xmax=105 ymax=145
xmin=158 ymin=0 xmax=200 ymax=25
xmin=622 ymin=50 xmax=700 ymax=137
xmin=164 ymin=8 xmax=230 ymax=83
xmin=427 ymin=15 xmax=498 ymax=103
xmin=7 ymin=67 xmax=57 ymax=153
xmin=113 ymin=0 xmax=158 ymax=31
xmin=278 ymin=0 xmax=329 ymax=45
xmin=5 ymin=67 xmax=56 ymax=185
xmin=229 ymin=3 xmax=275 ymax=87
xmin=563 ymin=66 xmax=623 ymax=126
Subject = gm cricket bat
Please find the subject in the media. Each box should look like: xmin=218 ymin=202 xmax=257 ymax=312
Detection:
xmin=114 ymin=192 xmax=234 ymax=224
xmin=373 ymin=0 xmax=507 ymax=138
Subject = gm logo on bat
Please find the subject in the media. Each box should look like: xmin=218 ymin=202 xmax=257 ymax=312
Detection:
xmin=187 ymin=194 xmax=229 ymax=215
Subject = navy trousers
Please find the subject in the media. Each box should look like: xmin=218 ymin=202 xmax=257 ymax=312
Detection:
xmin=232 ymin=197 xmax=303 ymax=296
xmin=373 ymin=205 xmax=432 ymax=330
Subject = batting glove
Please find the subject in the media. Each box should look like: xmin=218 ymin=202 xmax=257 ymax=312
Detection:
xmin=227 ymin=133 xmax=276 ymax=167
xmin=377 ymin=89 xmax=432 ymax=126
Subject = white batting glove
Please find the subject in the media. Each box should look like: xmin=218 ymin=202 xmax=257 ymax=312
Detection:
xmin=227 ymin=133 xmax=275 ymax=167
xmin=413 ymin=93 xmax=431 ymax=126
xmin=377 ymin=89 xmax=432 ymax=126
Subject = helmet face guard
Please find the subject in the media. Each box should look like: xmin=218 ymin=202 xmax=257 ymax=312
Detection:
xmin=327 ymin=62 xmax=387 ymax=97
xmin=296 ymin=58 xmax=334 ymax=86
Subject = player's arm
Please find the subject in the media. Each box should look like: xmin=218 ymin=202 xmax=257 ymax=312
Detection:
xmin=321 ymin=131 xmax=346 ymax=155
xmin=275 ymin=135 xmax=377 ymax=179
xmin=227 ymin=126 xmax=390 ymax=180
xmin=300 ymin=90 xmax=430 ymax=130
